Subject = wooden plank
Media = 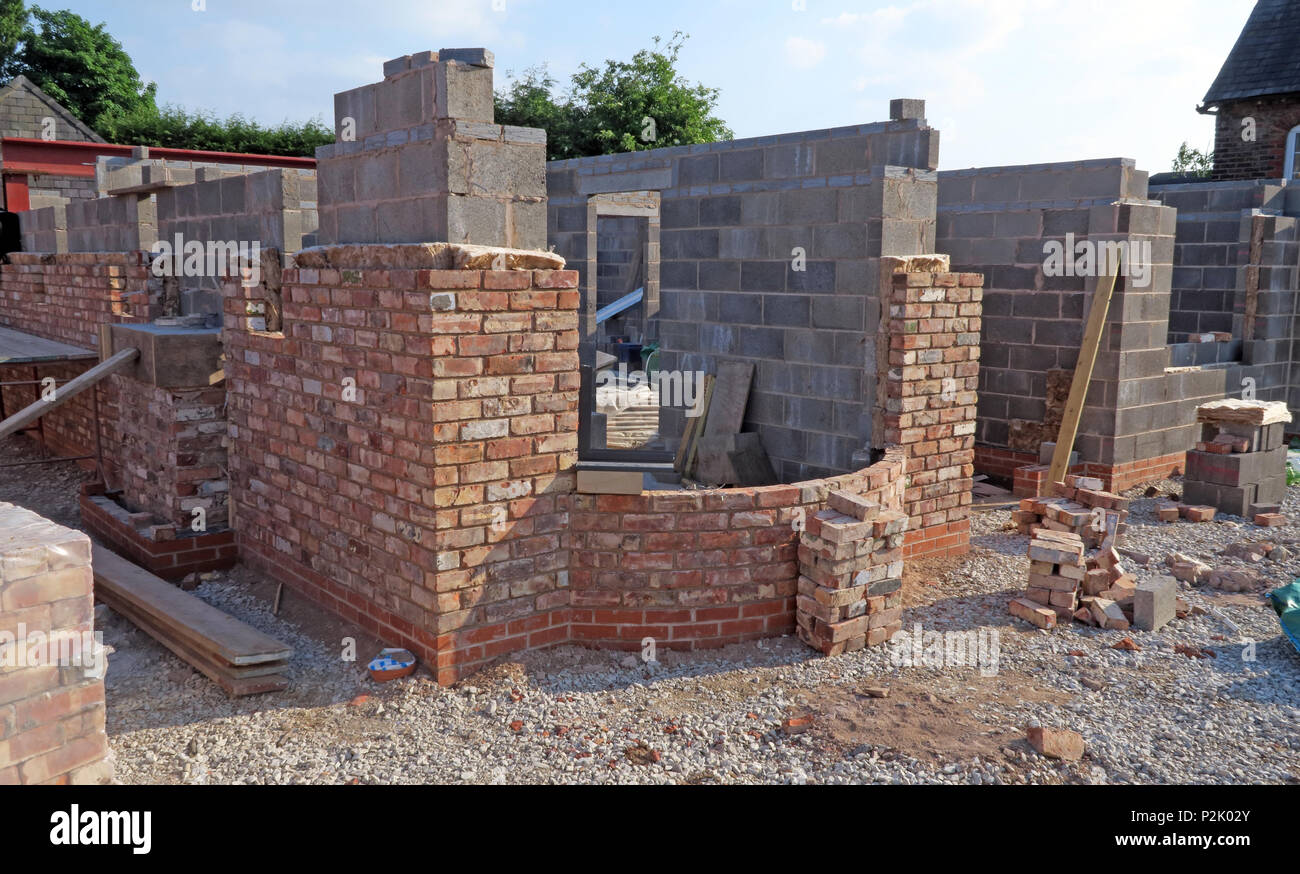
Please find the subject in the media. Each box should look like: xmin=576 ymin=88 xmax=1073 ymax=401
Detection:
xmin=0 ymin=326 xmax=98 ymax=365
xmin=684 ymin=375 xmax=715 ymax=479
xmin=0 ymin=348 xmax=138 ymax=440
xmin=703 ymin=361 xmax=755 ymax=437
xmin=1048 ymin=264 xmax=1122 ymax=486
xmin=92 ymin=545 xmax=293 ymax=666
xmin=673 ymin=397 xmax=701 ymax=473
xmin=104 ymin=593 xmax=292 ymax=697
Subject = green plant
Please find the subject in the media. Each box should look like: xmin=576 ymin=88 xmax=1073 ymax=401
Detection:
xmin=494 ymin=33 xmax=732 ymax=161
xmin=1172 ymin=141 xmax=1214 ymax=177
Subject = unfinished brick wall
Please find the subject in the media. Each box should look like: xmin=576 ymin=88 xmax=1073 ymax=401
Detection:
xmin=880 ymin=257 xmax=981 ymax=558
xmin=217 ymin=243 xmax=963 ymax=681
xmin=0 ymin=503 xmax=111 ymax=785
xmin=0 ymin=252 xmax=154 ymax=475
xmin=569 ymin=448 xmax=906 ymax=651
xmin=113 ymin=379 xmax=230 ymax=531
xmin=222 ymin=246 xmax=579 ymax=683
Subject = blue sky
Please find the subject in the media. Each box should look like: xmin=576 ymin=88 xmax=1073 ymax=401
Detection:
xmin=61 ymin=0 xmax=1254 ymax=172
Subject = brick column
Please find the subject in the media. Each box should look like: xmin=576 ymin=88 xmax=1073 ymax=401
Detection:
xmin=881 ymin=255 xmax=983 ymax=559
xmin=0 ymin=503 xmax=112 ymax=785
xmin=424 ymin=267 xmax=581 ymax=684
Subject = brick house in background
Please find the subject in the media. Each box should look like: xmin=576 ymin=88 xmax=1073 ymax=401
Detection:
xmin=0 ymin=74 xmax=104 ymax=208
xmin=1199 ymin=0 xmax=1300 ymax=181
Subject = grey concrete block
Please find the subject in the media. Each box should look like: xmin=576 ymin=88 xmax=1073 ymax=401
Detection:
xmin=890 ymin=99 xmax=925 ymax=121
xmin=1135 ymin=576 xmax=1177 ymax=632
xmin=439 ymin=47 xmax=494 ymax=68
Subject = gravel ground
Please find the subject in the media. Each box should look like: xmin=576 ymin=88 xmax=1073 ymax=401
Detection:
xmin=2 ymin=434 xmax=1296 ymax=785
xmin=96 ymin=480 xmax=1300 ymax=786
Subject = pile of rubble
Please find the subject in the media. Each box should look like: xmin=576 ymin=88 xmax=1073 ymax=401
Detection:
xmin=1166 ymin=539 xmax=1292 ymax=593
xmin=796 ymin=492 xmax=907 ymax=656
xmin=1011 ymin=476 xmax=1180 ymax=633
xmin=1012 ymin=475 xmax=1130 ymax=548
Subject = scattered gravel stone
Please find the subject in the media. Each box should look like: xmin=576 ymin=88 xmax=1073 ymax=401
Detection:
xmin=3 ymin=437 xmax=1297 ymax=785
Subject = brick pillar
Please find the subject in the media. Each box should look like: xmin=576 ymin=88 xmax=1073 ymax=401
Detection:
xmin=0 ymin=503 xmax=112 ymax=785
xmin=796 ymin=492 xmax=907 ymax=655
xmin=425 ymin=267 xmax=581 ymax=684
xmin=113 ymin=380 xmax=230 ymax=530
xmin=881 ymin=255 xmax=983 ymax=559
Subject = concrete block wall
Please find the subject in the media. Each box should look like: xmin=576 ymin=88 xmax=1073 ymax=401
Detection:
xmin=937 ymin=159 xmax=1205 ymax=486
xmin=315 ymin=49 xmax=547 ymax=250
xmin=1150 ymin=179 xmax=1289 ymax=338
xmin=28 ymin=176 xmax=96 ymax=206
xmin=1150 ymin=178 xmax=1300 ymax=423
xmin=549 ymin=112 xmax=940 ymax=481
xmin=63 ymin=193 xmax=157 ymax=253
xmin=0 ymin=503 xmax=111 ymax=785
xmin=18 ymin=203 xmax=67 ymax=254
xmin=155 ymin=168 xmax=319 ymax=313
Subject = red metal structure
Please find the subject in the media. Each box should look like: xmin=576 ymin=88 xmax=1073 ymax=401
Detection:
xmin=0 ymin=137 xmax=318 ymax=211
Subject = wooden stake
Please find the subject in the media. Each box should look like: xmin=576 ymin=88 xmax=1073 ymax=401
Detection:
xmin=1048 ymin=257 xmax=1123 ymax=486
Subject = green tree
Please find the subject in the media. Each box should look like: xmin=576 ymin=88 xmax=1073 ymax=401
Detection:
xmin=495 ymin=65 xmax=583 ymax=160
xmin=0 ymin=0 xmax=25 ymax=79
xmin=495 ymin=33 xmax=732 ymax=161
xmin=99 ymin=103 xmax=333 ymax=157
xmin=1172 ymin=141 xmax=1214 ymax=177
xmin=10 ymin=7 xmax=157 ymax=131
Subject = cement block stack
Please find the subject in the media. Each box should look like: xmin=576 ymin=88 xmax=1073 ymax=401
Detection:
xmin=1183 ymin=400 xmax=1292 ymax=519
xmin=797 ymin=491 xmax=908 ymax=656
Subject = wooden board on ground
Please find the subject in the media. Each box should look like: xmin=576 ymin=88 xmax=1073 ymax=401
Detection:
xmin=92 ymin=545 xmax=292 ymax=667
xmin=103 ymin=595 xmax=288 ymax=697
xmin=703 ymin=361 xmax=755 ymax=438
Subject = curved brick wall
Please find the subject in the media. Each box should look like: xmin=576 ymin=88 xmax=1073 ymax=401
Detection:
xmin=569 ymin=448 xmax=905 ymax=651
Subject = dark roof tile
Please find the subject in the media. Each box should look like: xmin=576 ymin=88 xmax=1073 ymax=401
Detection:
xmin=1203 ymin=0 xmax=1300 ymax=105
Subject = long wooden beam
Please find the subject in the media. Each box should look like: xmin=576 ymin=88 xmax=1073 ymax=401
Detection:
xmin=0 ymin=348 xmax=138 ymax=440
xmin=1048 ymin=259 xmax=1123 ymax=486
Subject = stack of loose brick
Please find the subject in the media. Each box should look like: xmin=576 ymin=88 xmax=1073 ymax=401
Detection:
xmin=797 ymin=491 xmax=907 ymax=656
xmin=1076 ymin=535 xmax=1136 ymax=630
xmin=1012 ymin=530 xmax=1085 ymax=629
xmin=1183 ymin=400 xmax=1292 ymax=520
xmin=1012 ymin=475 xmax=1131 ymax=549
xmin=1011 ymin=475 xmax=1139 ymax=632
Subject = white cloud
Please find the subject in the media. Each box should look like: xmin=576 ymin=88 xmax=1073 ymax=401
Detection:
xmin=784 ymin=36 xmax=827 ymax=70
